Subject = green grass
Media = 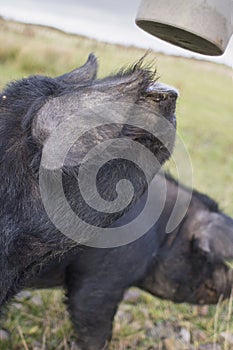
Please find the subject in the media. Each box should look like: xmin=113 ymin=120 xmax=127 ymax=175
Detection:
xmin=0 ymin=18 xmax=232 ymax=350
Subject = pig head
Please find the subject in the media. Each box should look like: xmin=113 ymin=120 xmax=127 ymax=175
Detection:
xmin=140 ymin=175 xmax=233 ymax=304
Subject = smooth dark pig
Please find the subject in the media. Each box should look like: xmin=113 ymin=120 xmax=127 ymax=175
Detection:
xmin=29 ymin=173 xmax=233 ymax=350
xmin=140 ymin=174 xmax=233 ymax=305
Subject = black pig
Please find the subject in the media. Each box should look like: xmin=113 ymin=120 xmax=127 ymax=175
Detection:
xmin=0 ymin=55 xmax=177 ymax=307
xmin=2 ymin=54 xmax=231 ymax=350
xmin=28 ymin=173 xmax=233 ymax=350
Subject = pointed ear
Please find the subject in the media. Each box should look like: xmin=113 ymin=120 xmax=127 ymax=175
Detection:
xmin=56 ymin=53 xmax=98 ymax=84
xmin=192 ymin=211 xmax=233 ymax=261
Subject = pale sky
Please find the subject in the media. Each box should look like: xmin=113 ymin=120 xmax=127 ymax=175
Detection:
xmin=0 ymin=0 xmax=233 ymax=67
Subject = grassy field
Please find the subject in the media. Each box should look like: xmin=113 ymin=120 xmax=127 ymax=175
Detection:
xmin=0 ymin=18 xmax=232 ymax=350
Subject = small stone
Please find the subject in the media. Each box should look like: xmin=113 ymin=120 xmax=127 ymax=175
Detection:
xmin=130 ymin=321 xmax=141 ymax=331
xmin=220 ymin=332 xmax=233 ymax=345
xmin=123 ymin=289 xmax=141 ymax=303
xmin=115 ymin=309 xmax=133 ymax=323
xmin=16 ymin=290 xmax=32 ymax=301
xmin=151 ymin=323 xmax=176 ymax=340
xmin=198 ymin=344 xmax=221 ymax=350
xmin=179 ymin=328 xmax=191 ymax=343
xmin=195 ymin=305 xmax=209 ymax=316
xmin=163 ymin=338 xmax=176 ymax=350
xmin=0 ymin=329 xmax=10 ymax=341
xmin=140 ymin=306 xmax=150 ymax=318
xmin=163 ymin=338 xmax=192 ymax=350
xmin=32 ymin=340 xmax=43 ymax=350
xmin=31 ymin=295 xmax=43 ymax=306
xmin=192 ymin=329 xmax=207 ymax=343
xmin=11 ymin=302 xmax=24 ymax=310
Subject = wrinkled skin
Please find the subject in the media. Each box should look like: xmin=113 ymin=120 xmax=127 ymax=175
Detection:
xmin=0 ymin=55 xmax=177 ymax=306
xmin=28 ymin=173 xmax=233 ymax=350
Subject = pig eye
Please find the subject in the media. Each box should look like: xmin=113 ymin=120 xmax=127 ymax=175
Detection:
xmin=147 ymin=93 xmax=168 ymax=102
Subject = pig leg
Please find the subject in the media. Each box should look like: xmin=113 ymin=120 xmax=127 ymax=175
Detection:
xmin=65 ymin=264 xmax=125 ymax=350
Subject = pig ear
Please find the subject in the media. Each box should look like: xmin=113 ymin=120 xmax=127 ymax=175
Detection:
xmin=193 ymin=212 xmax=233 ymax=261
xmin=56 ymin=53 xmax=98 ymax=84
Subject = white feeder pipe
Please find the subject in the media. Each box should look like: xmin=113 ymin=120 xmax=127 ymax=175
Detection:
xmin=136 ymin=0 xmax=233 ymax=56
